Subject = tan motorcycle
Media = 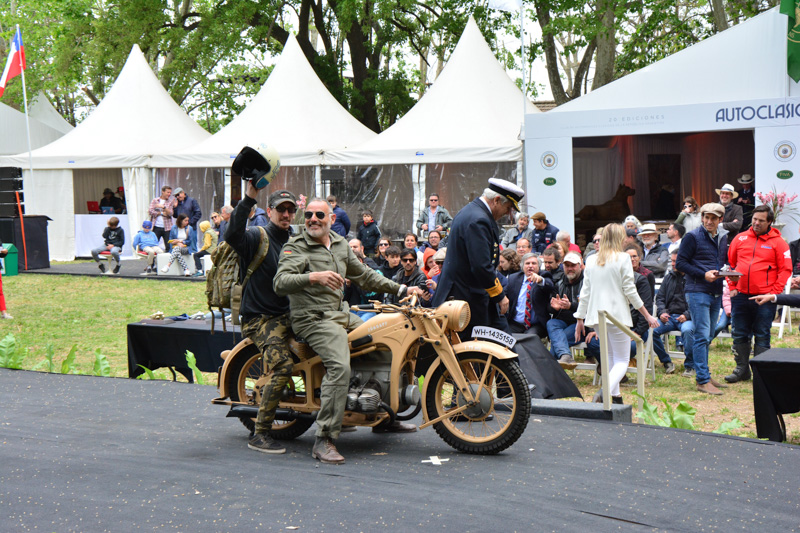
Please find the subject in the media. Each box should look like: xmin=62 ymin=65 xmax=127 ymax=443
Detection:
xmin=212 ymin=298 xmax=531 ymax=454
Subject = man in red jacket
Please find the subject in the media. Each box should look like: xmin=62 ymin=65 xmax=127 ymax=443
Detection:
xmin=726 ymin=205 xmax=792 ymax=382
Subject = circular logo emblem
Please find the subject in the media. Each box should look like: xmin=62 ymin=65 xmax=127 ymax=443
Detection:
xmin=775 ymin=141 xmax=796 ymax=162
xmin=543 ymin=177 xmax=557 ymax=186
xmin=541 ymin=151 xmax=558 ymax=170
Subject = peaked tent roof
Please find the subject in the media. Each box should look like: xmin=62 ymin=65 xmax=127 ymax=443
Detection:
xmin=552 ymin=8 xmax=790 ymax=113
xmin=325 ymin=17 xmax=538 ymax=166
xmin=0 ymin=45 xmax=209 ymax=169
xmin=0 ymin=102 xmax=68 ymax=155
xmin=151 ymin=34 xmax=377 ymax=168
xmin=30 ymin=92 xmax=74 ymax=135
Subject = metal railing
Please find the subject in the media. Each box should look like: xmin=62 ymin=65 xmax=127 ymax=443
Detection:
xmin=596 ymin=310 xmax=645 ymax=411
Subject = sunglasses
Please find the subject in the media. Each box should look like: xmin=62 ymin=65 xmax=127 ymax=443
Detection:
xmin=304 ymin=211 xmax=326 ymax=220
xmin=401 ymin=258 xmax=416 ymax=263
xmin=276 ymin=205 xmax=297 ymax=214
xmin=435 ymin=260 xmax=444 ymax=265
xmin=379 ymin=243 xmax=389 ymax=247
xmin=429 ymin=198 xmax=438 ymax=202
xmin=593 ymin=239 xmax=601 ymax=244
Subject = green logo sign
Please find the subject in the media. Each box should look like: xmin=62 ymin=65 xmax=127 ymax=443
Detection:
xmin=777 ymin=170 xmax=793 ymax=179
xmin=543 ymin=177 xmax=557 ymax=186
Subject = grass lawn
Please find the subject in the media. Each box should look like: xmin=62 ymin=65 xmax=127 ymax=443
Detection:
xmin=2 ymin=269 xmax=799 ymax=444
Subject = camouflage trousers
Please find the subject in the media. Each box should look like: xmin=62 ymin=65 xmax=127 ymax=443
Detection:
xmin=241 ymin=314 xmax=293 ymax=434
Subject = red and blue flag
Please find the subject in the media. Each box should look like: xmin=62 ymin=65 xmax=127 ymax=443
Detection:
xmin=0 ymin=27 xmax=26 ymax=99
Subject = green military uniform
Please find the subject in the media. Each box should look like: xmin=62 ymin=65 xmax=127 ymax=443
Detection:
xmin=274 ymin=228 xmax=403 ymax=439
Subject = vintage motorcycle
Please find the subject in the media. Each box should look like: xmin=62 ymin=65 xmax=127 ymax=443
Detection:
xmin=212 ymin=298 xmax=531 ymax=454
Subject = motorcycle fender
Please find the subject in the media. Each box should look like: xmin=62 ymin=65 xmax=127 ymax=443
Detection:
xmin=421 ymin=341 xmax=517 ymax=422
xmin=217 ymin=338 xmax=255 ymax=399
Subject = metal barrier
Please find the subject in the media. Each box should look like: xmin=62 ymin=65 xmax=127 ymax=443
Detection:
xmin=596 ymin=310 xmax=645 ymax=411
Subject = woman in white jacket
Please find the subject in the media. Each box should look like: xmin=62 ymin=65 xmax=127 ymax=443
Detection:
xmin=575 ymin=223 xmax=659 ymax=403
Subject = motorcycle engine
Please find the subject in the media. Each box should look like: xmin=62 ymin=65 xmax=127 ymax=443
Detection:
xmin=345 ymin=353 xmax=418 ymax=414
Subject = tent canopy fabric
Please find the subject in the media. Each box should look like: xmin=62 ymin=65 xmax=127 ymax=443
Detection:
xmin=0 ymin=102 xmax=68 ymax=156
xmin=0 ymin=44 xmax=209 ymax=169
xmin=325 ymin=17 xmax=538 ymax=166
xmin=30 ymin=92 xmax=74 ymax=135
xmin=151 ymin=34 xmax=376 ymax=168
xmin=553 ymin=8 xmax=790 ymax=113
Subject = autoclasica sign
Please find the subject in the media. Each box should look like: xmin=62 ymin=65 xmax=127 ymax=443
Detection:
xmin=543 ymin=177 xmax=557 ymax=186
xmin=778 ymin=170 xmax=794 ymax=179
xmin=715 ymin=102 xmax=800 ymax=123
xmin=471 ymin=326 xmax=516 ymax=349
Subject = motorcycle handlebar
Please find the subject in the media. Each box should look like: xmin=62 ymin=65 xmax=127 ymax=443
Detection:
xmin=353 ymin=304 xmax=375 ymax=311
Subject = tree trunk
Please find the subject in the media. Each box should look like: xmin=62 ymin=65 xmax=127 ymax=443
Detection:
xmin=591 ymin=0 xmax=617 ymax=90
xmin=533 ymin=0 xmax=570 ymax=105
xmin=710 ymin=0 xmax=729 ymax=32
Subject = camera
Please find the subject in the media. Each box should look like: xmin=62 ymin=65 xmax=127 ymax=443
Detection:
xmin=232 ymin=144 xmax=281 ymax=190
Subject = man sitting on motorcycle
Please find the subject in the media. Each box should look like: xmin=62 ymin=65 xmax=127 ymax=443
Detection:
xmin=274 ymin=198 xmax=423 ymax=465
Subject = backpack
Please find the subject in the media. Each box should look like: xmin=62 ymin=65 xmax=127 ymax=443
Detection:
xmin=205 ymin=226 xmax=269 ymax=333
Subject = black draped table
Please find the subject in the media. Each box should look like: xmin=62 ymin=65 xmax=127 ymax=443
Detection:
xmin=750 ymin=348 xmax=800 ymax=442
xmin=127 ymin=320 xmax=241 ymax=382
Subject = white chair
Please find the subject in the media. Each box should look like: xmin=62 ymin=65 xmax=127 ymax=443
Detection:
xmin=774 ymin=279 xmax=797 ymax=338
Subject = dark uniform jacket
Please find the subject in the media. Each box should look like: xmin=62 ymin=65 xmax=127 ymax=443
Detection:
xmin=224 ymin=195 xmax=290 ymax=321
xmin=505 ymin=270 xmax=554 ymax=330
xmin=433 ymin=197 xmax=505 ymax=330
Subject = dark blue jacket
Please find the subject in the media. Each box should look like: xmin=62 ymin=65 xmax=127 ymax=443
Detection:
xmin=358 ymin=221 xmax=381 ymax=256
xmin=247 ymin=207 xmax=268 ymax=228
xmin=505 ymin=270 xmax=554 ymax=330
xmin=331 ymin=206 xmax=351 ymax=237
xmin=174 ymin=196 xmax=202 ymax=230
xmin=532 ymin=222 xmax=559 ymax=254
xmin=676 ymin=226 xmax=728 ymax=295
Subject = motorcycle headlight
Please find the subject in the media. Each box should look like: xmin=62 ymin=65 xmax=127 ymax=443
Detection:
xmin=433 ymin=300 xmax=471 ymax=332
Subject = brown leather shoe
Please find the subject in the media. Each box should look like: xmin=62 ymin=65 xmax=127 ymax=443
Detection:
xmin=709 ymin=378 xmax=729 ymax=389
xmin=373 ymin=421 xmax=417 ymax=433
xmin=312 ymin=437 xmax=345 ymax=464
xmin=696 ymin=382 xmax=723 ymax=395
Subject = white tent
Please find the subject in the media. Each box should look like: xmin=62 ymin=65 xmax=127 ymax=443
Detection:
xmin=525 ymin=7 xmax=800 ymax=242
xmin=29 ymin=92 xmax=74 ymax=135
xmin=0 ymin=45 xmax=209 ymax=260
xmin=0 ymin=102 xmax=69 ymax=156
xmin=151 ymin=34 xmax=376 ymax=169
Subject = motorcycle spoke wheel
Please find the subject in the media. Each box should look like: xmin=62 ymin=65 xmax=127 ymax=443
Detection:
xmin=425 ymin=354 xmax=531 ymax=455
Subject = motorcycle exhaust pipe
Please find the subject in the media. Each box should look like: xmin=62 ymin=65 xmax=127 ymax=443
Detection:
xmin=227 ymin=405 xmax=316 ymax=422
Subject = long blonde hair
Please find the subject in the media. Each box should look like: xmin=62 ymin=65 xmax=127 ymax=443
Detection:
xmin=596 ymin=223 xmax=625 ymax=267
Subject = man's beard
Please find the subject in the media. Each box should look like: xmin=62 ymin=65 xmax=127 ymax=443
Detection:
xmin=306 ymin=222 xmax=329 ymax=238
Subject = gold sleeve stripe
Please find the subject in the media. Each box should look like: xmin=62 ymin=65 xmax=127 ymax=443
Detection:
xmin=486 ymin=278 xmax=503 ymax=298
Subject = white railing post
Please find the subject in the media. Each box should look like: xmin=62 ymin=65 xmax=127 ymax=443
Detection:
xmin=597 ymin=312 xmax=611 ymax=410
xmin=597 ymin=310 xmax=645 ymax=412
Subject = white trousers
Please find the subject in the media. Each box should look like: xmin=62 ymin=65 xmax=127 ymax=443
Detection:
xmin=604 ymin=323 xmax=631 ymax=397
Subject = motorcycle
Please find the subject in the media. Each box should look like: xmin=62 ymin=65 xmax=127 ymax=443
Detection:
xmin=212 ymin=298 xmax=531 ymax=454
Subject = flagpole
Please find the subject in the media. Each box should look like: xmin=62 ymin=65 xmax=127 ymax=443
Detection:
xmin=519 ymin=6 xmax=527 ymax=133
xmin=16 ymin=25 xmax=31 ymax=270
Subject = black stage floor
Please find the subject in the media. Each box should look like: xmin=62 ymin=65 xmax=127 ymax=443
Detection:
xmin=2 ymin=368 xmax=798 ymax=532
xmin=23 ymin=261 xmax=202 ymax=281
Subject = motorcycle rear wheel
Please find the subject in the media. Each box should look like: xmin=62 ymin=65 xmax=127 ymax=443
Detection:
xmin=425 ymin=353 xmax=531 ymax=454
xmin=225 ymin=346 xmax=314 ymax=440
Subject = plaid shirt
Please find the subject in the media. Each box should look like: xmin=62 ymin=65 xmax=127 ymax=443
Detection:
xmin=149 ymin=196 xmax=174 ymax=231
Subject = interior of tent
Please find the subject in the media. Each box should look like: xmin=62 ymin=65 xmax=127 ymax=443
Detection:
xmin=572 ymin=130 xmax=755 ymax=244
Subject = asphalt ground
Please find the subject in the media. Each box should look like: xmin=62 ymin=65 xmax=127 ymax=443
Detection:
xmin=1 ymin=368 xmax=798 ymax=532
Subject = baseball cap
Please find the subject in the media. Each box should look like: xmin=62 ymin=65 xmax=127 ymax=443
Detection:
xmin=268 ymin=190 xmax=297 ymax=208
xmin=563 ymin=252 xmax=582 ymax=264
xmin=142 ymin=220 xmax=153 ymax=229
xmin=173 ymin=187 xmax=185 ymax=196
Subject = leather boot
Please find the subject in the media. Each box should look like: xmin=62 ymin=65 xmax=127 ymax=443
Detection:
xmin=312 ymin=437 xmax=345 ymax=464
xmin=725 ymin=343 xmax=751 ymax=383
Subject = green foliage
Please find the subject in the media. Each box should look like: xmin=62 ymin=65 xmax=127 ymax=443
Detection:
xmin=61 ymin=344 xmax=78 ymax=374
xmin=0 ymin=334 xmax=25 ymax=369
xmin=713 ymin=419 xmax=745 ymax=435
xmin=633 ymin=392 xmax=697 ymax=429
xmin=185 ymin=350 xmax=205 ymax=385
xmin=136 ymin=365 xmax=156 ymax=380
xmin=93 ymin=349 xmax=112 ymax=377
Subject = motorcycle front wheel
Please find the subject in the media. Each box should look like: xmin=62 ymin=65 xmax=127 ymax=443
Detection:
xmin=425 ymin=353 xmax=531 ymax=454
xmin=225 ymin=346 xmax=314 ymax=440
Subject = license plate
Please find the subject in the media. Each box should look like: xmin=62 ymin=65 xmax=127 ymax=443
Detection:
xmin=471 ymin=326 xmax=516 ymax=349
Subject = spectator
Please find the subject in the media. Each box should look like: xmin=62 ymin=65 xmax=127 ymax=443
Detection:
xmin=651 ymin=251 xmax=693 ymax=375
xmin=345 ymin=249 xmax=382 ymax=321
xmin=374 ymin=237 xmax=392 ymax=268
xmin=162 ymin=214 xmax=197 ymax=276
xmin=424 ymin=248 xmax=447 ymax=303
xmin=149 ymin=185 xmax=174 ymax=245
xmin=531 ymin=212 xmax=559 ymax=254
xmin=247 ymin=204 xmax=268 ymax=227
xmin=666 ymin=222 xmax=685 ymax=249
xmin=676 ymin=202 xmax=730 ymax=395
xmin=100 ymin=187 xmax=124 ymax=214
xmin=386 ymin=248 xmax=429 ymax=304
xmin=415 ymin=193 xmax=453 ymax=237
xmin=542 ymin=245 xmax=564 ymax=285
xmin=420 ymin=230 xmax=443 ymax=252
xmin=676 ymin=196 xmax=701 ymax=232
xmin=210 ymin=212 xmax=221 ymax=232
xmin=91 ymin=216 xmax=124 ymax=275
xmin=497 ymin=249 xmax=520 ymax=277
xmin=736 ymin=174 xmax=756 ymax=228
xmin=349 ymin=239 xmax=379 ymax=269
xmin=117 ymin=186 xmax=127 ymax=213
xmin=711 ymin=278 xmax=732 ymax=344
xmin=501 ymin=212 xmax=533 ymax=250
xmin=421 ymin=247 xmax=437 ymax=278
xmin=584 ymin=231 xmax=602 ymax=260
xmin=624 ymin=242 xmax=655 ymax=296
xmin=624 ymin=215 xmax=642 ymax=234
xmin=403 ymin=233 xmax=424 ymax=266
xmin=575 ymin=223 xmax=658 ymax=405
xmin=623 ymin=228 xmax=638 ymax=247
xmin=379 ymin=245 xmax=402 ymax=279
xmin=172 ymin=187 xmax=202 ymax=231
xmin=546 ymin=252 xmax=586 ymax=366
xmin=328 ymin=195 xmax=351 ymax=237
xmin=132 ymin=220 xmax=163 ymax=275
xmin=788 ymin=224 xmax=800 ymax=283
xmin=357 ymin=209 xmax=381 ymax=257
xmin=556 ymin=231 xmax=581 ymax=253
xmin=217 ymin=205 xmax=234 ymax=243
xmin=0 ymin=238 xmax=12 ymax=318
xmin=515 ymin=237 xmax=532 ymax=258
xmin=716 ymin=183 xmax=743 ymax=236
xmin=192 ymin=220 xmax=219 ymax=277
xmin=725 ymin=205 xmax=792 ymax=383
xmin=505 ymin=252 xmax=554 ymax=336
xmin=639 ymin=224 xmax=670 ymax=276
